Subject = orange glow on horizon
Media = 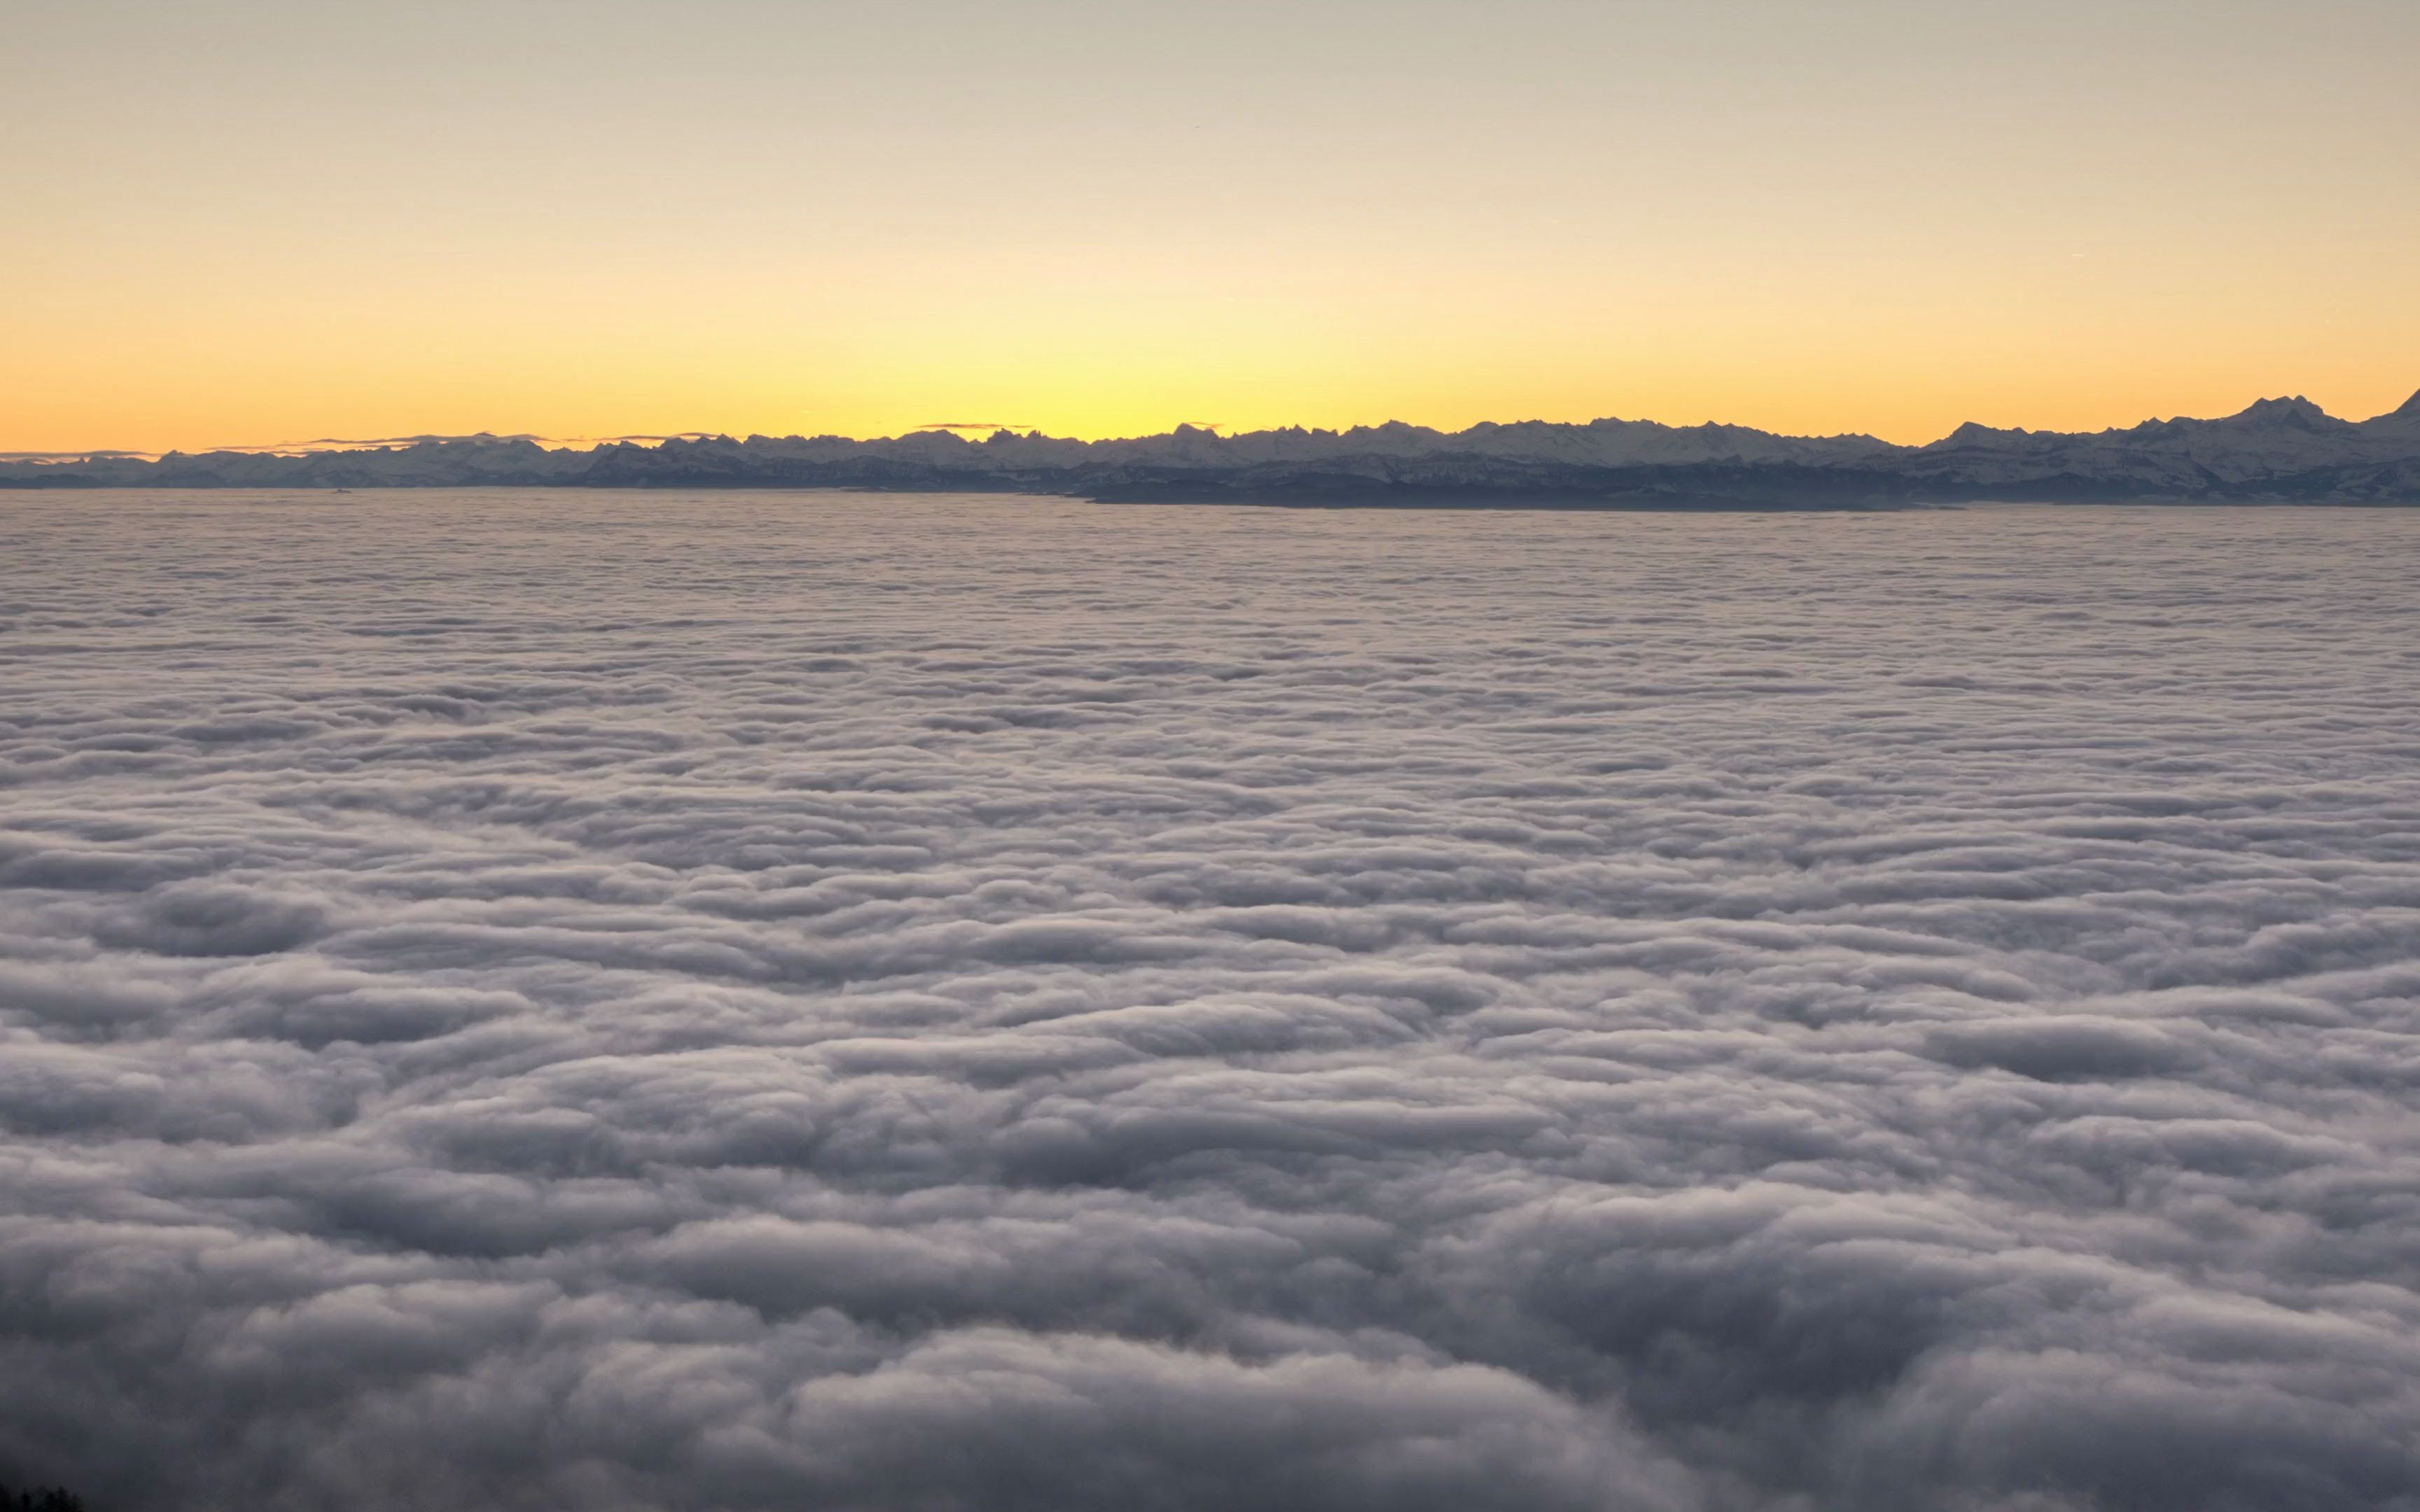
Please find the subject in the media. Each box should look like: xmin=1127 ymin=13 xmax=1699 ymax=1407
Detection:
xmin=5 ymin=1 xmax=2415 ymax=457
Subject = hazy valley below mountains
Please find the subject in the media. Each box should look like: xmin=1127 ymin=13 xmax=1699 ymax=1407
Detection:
xmin=12 ymin=389 xmax=2420 ymax=503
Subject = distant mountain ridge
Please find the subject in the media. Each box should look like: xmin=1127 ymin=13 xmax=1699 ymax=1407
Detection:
xmin=10 ymin=392 xmax=2420 ymax=504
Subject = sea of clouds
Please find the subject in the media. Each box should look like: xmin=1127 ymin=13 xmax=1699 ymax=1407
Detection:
xmin=3 ymin=489 xmax=2418 ymax=1512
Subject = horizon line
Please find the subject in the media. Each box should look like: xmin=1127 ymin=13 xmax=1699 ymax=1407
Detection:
xmin=9 ymin=387 xmax=2416 ymax=466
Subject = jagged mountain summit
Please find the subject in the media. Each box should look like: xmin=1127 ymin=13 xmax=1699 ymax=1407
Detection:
xmin=10 ymin=393 xmax=2420 ymax=504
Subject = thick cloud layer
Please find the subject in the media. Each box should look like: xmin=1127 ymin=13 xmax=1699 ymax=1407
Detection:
xmin=4 ymin=490 xmax=2419 ymax=1512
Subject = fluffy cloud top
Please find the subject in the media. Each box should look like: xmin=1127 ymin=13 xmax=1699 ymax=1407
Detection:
xmin=4 ymin=490 xmax=2418 ymax=1511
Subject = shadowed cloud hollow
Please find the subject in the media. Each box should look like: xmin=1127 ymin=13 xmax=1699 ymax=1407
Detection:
xmin=3 ymin=491 xmax=2419 ymax=1510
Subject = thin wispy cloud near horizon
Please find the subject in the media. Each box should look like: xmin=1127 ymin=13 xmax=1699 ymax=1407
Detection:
xmin=4 ymin=0 xmax=2416 ymax=453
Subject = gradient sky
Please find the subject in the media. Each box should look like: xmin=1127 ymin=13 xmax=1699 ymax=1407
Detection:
xmin=6 ymin=0 xmax=2416 ymax=453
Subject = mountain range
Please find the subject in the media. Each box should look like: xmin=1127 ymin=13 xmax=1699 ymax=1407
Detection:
xmin=10 ymin=391 xmax=2420 ymax=505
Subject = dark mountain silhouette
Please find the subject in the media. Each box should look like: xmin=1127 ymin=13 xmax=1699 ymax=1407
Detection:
xmin=8 ymin=393 xmax=2419 ymax=504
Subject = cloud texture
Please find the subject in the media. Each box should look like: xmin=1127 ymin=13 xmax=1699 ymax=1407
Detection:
xmin=4 ymin=490 xmax=2419 ymax=1511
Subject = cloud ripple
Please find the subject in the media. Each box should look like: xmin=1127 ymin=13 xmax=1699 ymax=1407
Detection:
xmin=4 ymin=491 xmax=2419 ymax=1511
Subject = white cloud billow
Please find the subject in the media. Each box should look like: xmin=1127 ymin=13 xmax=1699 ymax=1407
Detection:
xmin=3 ymin=490 xmax=2418 ymax=1511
